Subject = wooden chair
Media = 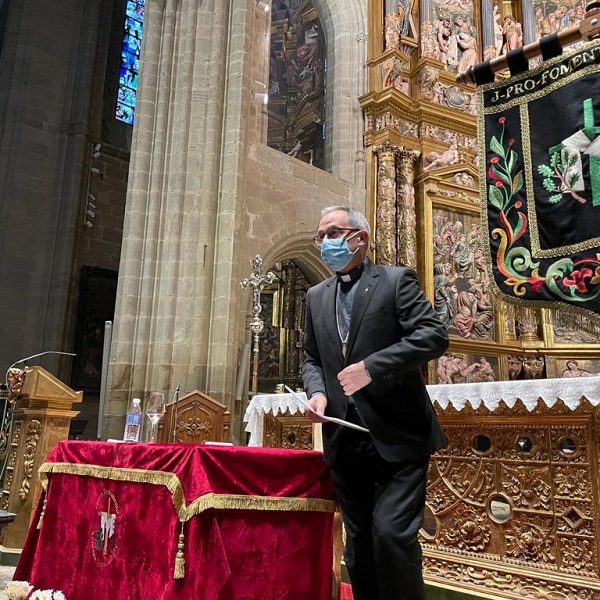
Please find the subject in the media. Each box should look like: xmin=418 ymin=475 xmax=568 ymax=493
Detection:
xmin=157 ymin=390 xmax=230 ymax=443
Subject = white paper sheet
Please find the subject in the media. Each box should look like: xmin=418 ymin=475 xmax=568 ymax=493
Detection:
xmin=284 ymin=385 xmax=370 ymax=433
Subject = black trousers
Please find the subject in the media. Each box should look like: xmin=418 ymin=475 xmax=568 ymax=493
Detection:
xmin=331 ymin=405 xmax=429 ymax=600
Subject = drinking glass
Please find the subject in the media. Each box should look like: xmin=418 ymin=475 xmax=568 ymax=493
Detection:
xmin=145 ymin=392 xmax=166 ymax=443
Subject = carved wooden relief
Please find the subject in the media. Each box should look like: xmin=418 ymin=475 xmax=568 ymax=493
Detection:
xmin=263 ymin=410 xmax=313 ymax=450
xmin=422 ymin=406 xmax=600 ymax=598
xmin=18 ymin=420 xmax=41 ymax=502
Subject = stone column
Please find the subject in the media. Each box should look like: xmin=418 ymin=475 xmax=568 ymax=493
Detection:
xmin=396 ymin=149 xmax=419 ymax=269
xmin=374 ymin=144 xmax=398 ymax=266
xmin=105 ymin=0 xmax=249 ymax=439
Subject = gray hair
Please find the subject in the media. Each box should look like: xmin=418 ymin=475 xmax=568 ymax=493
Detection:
xmin=321 ymin=206 xmax=370 ymax=234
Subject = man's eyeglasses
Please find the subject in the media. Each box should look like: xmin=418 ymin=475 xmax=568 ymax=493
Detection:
xmin=313 ymin=227 xmax=359 ymax=247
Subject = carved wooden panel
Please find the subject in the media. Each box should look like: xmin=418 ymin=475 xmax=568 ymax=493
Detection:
xmin=422 ymin=403 xmax=600 ymax=599
xmin=157 ymin=390 xmax=230 ymax=444
xmin=263 ymin=410 xmax=313 ymax=450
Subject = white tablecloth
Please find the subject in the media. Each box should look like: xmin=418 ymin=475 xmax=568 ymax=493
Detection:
xmin=244 ymin=377 xmax=600 ymax=446
xmin=243 ymin=392 xmax=307 ymax=447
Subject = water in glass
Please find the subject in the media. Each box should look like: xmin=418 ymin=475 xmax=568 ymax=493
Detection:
xmin=145 ymin=392 xmax=166 ymax=442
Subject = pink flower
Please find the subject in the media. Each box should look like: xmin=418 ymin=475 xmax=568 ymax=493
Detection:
xmin=490 ymin=157 xmax=499 ymax=164
xmin=515 ymin=201 xmax=522 ymax=208
xmin=563 ymin=268 xmax=594 ymax=293
xmin=495 ymin=181 xmax=503 ymax=188
xmin=498 ymin=117 xmax=506 ymax=124
xmin=508 ymin=138 xmax=514 ymax=145
xmin=4 ymin=581 xmax=34 ymax=600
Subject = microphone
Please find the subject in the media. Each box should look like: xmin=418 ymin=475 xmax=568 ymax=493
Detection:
xmin=5 ymin=351 xmax=76 ymax=388
xmin=171 ymin=371 xmax=187 ymax=443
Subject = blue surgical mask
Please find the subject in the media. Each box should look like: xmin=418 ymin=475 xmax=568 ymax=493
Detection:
xmin=320 ymin=233 xmax=359 ymax=272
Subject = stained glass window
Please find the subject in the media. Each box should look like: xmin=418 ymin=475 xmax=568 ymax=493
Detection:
xmin=267 ymin=1 xmax=326 ymax=170
xmin=116 ymin=0 xmax=145 ymax=125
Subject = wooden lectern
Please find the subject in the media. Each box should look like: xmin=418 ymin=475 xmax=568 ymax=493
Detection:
xmin=157 ymin=390 xmax=230 ymax=444
xmin=2 ymin=366 xmax=82 ymax=549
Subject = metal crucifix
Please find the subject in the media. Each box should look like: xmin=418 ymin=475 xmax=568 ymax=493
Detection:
xmin=240 ymin=255 xmax=276 ymax=395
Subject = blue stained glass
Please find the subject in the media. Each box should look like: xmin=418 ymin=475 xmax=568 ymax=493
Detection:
xmin=121 ymin=50 xmax=136 ymax=70
xmin=119 ymin=67 xmax=138 ymax=91
xmin=118 ymin=87 xmax=137 ymax=108
xmin=126 ymin=17 xmax=143 ymax=39
xmin=126 ymin=0 xmax=144 ymax=21
xmin=116 ymin=102 xmax=134 ymax=125
xmin=124 ymin=34 xmax=141 ymax=54
xmin=116 ymin=0 xmax=145 ymax=124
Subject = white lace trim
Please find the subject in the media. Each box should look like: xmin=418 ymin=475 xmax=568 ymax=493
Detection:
xmin=244 ymin=377 xmax=600 ymax=447
xmin=427 ymin=376 xmax=600 ymax=412
xmin=243 ymin=393 xmax=307 ymax=447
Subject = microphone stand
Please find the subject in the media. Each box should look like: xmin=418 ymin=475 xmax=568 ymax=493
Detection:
xmin=171 ymin=384 xmax=181 ymax=443
xmin=5 ymin=350 xmax=77 ymax=389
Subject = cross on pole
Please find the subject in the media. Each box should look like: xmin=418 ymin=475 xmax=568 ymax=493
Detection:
xmin=240 ymin=255 xmax=276 ymax=395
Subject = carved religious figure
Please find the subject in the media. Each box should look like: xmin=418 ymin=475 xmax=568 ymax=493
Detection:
xmin=455 ymin=18 xmax=478 ymax=73
xmin=493 ymin=5 xmax=503 ymax=55
xmin=424 ymin=144 xmax=459 ymax=171
xmin=501 ymin=15 xmax=523 ymax=54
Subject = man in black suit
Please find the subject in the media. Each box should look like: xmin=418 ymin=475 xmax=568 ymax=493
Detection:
xmin=303 ymin=206 xmax=448 ymax=600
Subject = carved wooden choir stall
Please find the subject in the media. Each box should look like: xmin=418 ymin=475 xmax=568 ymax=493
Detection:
xmin=157 ymin=390 xmax=230 ymax=444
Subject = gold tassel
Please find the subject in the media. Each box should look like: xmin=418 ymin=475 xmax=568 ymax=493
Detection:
xmin=36 ymin=493 xmax=48 ymax=529
xmin=174 ymin=521 xmax=185 ymax=579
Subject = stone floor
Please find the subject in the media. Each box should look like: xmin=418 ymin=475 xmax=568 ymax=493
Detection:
xmin=0 ymin=565 xmax=15 ymax=587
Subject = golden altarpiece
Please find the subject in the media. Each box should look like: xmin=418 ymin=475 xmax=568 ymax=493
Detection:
xmin=355 ymin=0 xmax=600 ymax=598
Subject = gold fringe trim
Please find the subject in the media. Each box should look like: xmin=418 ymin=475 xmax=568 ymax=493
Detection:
xmin=39 ymin=461 xmax=336 ymax=581
xmin=38 ymin=462 xmax=337 ymax=522
xmin=174 ymin=522 xmax=185 ymax=579
xmin=180 ymin=492 xmax=337 ymax=518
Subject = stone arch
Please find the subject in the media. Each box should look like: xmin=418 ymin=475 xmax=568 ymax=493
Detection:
xmin=313 ymin=0 xmax=368 ymax=186
xmin=261 ymin=232 xmax=331 ymax=285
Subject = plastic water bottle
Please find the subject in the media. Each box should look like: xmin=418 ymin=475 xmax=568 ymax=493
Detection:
xmin=123 ymin=398 xmax=142 ymax=442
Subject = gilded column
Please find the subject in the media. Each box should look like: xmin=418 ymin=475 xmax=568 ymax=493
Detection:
xmin=517 ymin=307 xmax=541 ymax=342
xmin=419 ymin=0 xmax=436 ymax=58
xmin=396 ymin=149 xmax=420 ymax=269
xmin=374 ymin=144 xmax=398 ymax=266
xmin=504 ymin=303 xmax=517 ymax=341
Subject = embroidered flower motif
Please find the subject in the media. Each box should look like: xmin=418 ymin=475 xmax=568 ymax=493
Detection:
xmin=498 ymin=116 xmax=506 ymax=124
xmin=562 ymin=268 xmax=594 ymax=293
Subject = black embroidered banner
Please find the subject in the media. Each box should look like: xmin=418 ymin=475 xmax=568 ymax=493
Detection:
xmin=478 ymin=39 xmax=600 ymax=318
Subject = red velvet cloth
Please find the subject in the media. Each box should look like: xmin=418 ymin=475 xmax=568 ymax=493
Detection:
xmin=16 ymin=441 xmax=336 ymax=600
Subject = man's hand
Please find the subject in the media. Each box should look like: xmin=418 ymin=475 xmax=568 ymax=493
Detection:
xmin=304 ymin=394 xmax=328 ymax=423
xmin=338 ymin=361 xmax=372 ymax=396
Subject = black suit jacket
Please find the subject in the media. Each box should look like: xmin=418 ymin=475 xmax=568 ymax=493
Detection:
xmin=303 ymin=259 xmax=449 ymax=465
